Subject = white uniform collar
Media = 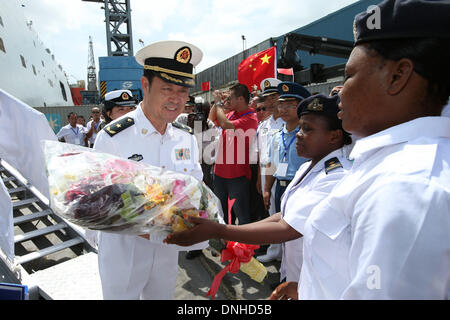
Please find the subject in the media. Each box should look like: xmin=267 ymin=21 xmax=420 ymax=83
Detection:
xmin=310 ymin=148 xmax=346 ymax=174
xmin=134 ymin=102 xmax=175 ymax=138
xmin=350 ymin=116 xmax=450 ymax=160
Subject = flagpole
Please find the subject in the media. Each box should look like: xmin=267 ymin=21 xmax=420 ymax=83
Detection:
xmin=274 ymin=46 xmax=277 ymax=80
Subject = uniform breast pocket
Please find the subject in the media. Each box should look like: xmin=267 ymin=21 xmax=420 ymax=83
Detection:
xmin=307 ymin=200 xmax=350 ymax=278
xmin=175 ymin=162 xmax=201 ymax=180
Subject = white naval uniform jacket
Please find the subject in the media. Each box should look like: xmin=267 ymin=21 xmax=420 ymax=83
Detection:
xmin=281 ymin=148 xmax=352 ymax=282
xmin=93 ymin=104 xmax=208 ymax=299
xmin=298 ymin=117 xmax=450 ymax=300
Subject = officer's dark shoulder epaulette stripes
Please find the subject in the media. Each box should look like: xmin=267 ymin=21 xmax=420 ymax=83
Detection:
xmin=325 ymin=157 xmax=343 ymax=175
xmin=172 ymin=121 xmax=193 ymax=134
xmin=103 ymin=117 xmax=135 ymax=137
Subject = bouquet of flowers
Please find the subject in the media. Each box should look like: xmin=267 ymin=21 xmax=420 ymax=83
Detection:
xmin=42 ymin=140 xmax=221 ymax=237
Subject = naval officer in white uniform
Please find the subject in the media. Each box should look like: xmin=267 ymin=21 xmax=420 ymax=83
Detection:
xmin=94 ymin=40 xmax=207 ymax=300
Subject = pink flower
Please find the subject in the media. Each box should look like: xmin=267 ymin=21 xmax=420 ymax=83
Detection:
xmin=198 ymin=210 xmax=209 ymax=219
xmin=172 ymin=180 xmax=188 ymax=205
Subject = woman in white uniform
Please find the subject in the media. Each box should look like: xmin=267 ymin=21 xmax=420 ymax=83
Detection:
xmin=277 ymin=0 xmax=450 ymax=300
xmin=164 ymin=94 xmax=353 ymax=296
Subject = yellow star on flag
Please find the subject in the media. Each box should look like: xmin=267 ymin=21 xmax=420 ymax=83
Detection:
xmin=260 ymin=53 xmax=271 ymax=65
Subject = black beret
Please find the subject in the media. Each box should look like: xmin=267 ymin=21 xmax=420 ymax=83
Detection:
xmin=354 ymin=0 xmax=450 ymax=45
xmin=297 ymin=94 xmax=340 ymax=119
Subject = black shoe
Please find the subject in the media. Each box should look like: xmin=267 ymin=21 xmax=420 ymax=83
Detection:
xmin=185 ymin=250 xmax=203 ymax=260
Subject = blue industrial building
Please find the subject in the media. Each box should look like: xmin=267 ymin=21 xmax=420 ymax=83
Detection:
xmin=98 ymin=56 xmax=143 ymax=101
xmin=192 ymin=0 xmax=381 ymax=94
xmin=96 ymin=0 xmax=381 ymax=98
xmin=276 ymin=0 xmax=380 ymax=72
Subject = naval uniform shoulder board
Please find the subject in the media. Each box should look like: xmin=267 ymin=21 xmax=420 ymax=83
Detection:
xmin=172 ymin=121 xmax=193 ymax=134
xmin=325 ymin=157 xmax=343 ymax=175
xmin=103 ymin=116 xmax=135 ymax=137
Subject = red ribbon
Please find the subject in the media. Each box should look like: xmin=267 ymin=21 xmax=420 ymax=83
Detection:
xmin=206 ymin=241 xmax=259 ymax=299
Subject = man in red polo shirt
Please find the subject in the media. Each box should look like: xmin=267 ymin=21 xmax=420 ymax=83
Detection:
xmin=209 ymin=83 xmax=258 ymax=225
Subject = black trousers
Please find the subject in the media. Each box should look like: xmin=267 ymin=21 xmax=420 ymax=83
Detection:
xmin=275 ymin=179 xmax=292 ymax=213
xmin=213 ymin=174 xmax=251 ymax=225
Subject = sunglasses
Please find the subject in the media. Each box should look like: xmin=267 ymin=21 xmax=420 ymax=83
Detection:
xmin=256 ymin=107 xmax=267 ymax=112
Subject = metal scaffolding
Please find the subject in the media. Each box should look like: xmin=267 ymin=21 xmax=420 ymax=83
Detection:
xmin=82 ymin=0 xmax=134 ymax=57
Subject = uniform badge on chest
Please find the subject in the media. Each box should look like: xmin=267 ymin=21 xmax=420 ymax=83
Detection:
xmin=128 ymin=154 xmax=144 ymax=162
xmin=175 ymin=148 xmax=191 ymax=161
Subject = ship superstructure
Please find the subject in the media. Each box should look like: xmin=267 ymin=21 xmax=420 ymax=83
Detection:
xmin=0 ymin=1 xmax=74 ymax=107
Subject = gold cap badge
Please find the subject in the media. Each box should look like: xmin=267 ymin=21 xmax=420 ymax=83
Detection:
xmin=282 ymin=84 xmax=289 ymax=92
xmin=122 ymin=92 xmax=129 ymax=100
xmin=175 ymin=47 xmax=192 ymax=64
xmin=307 ymin=98 xmax=324 ymax=112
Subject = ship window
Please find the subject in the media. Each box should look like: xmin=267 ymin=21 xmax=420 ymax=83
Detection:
xmin=60 ymin=82 xmax=68 ymax=101
xmin=42 ymin=60 xmax=45 ymax=67
xmin=20 ymin=55 xmax=26 ymax=68
xmin=0 ymin=16 xmax=3 ymax=27
xmin=32 ymin=65 xmax=37 ymax=75
xmin=48 ymin=79 xmax=53 ymax=87
xmin=0 ymin=37 xmax=5 ymax=53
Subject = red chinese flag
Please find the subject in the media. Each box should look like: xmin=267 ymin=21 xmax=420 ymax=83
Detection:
xmin=238 ymin=46 xmax=276 ymax=91
xmin=201 ymin=81 xmax=211 ymax=91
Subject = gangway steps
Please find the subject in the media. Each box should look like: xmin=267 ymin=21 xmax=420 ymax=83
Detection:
xmin=2 ymin=176 xmax=16 ymax=183
xmin=14 ymin=222 xmax=68 ymax=243
xmin=7 ymin=186 xmax=27 ymax=194
xmin=15 ymin=237 xmax=85 ymax=265
xmin=13 ymin=209 xmax=53 ymax=225
xmin=12 ymin=197 xmax=40 ymax=209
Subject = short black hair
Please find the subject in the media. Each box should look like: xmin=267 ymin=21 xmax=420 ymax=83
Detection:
xmin=231 ymin=83 xmax=250 ymax=104
xmin=143 ymin=69 xmax=157 ymax=88
xmin=366 ymin=38 xmax=450 ymax=108
xmin=67 ymin=112 xmax=77 ymax=119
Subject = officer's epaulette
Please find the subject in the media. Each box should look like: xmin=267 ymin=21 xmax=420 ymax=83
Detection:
xmin=172 ymin=121 xmax=193 ymax=134
xmin=104 ymin=117 xmax=135 ymax=137
xmin=325 ymin=157 xmax=343 ymax=175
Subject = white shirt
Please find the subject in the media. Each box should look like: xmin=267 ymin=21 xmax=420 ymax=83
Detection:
xmin=254 ymin=115 xmax=285 ymax=174
xmin=86 ymin=119 xmax=103 ymax=146
xmin=299 ymin=117 xmax=450 ymax=299
xmin=94 ymin=104 xmax=207 ymax=249
xmin=442 ymin=102 xmax=450 ymax=117
xmin=56 ymin=123 xmax=86 ymax=146
xmin=281 ymin=148 xmax=352 ymax=282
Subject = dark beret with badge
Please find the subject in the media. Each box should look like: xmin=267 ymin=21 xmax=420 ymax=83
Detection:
xmin=135 ymin=40 xmax=203 ymax=88
xmin=260 ymin=78 xmax=281 ymax=97
xmin=297 ymin=94 xmax=340 ymax=118
xmin=103 ymin=89 xmax=137 ymax=112
xmin=353 ymin=0 xmax=450 ymax=45
xmin=277 ymin=81 xmax=311 ymax=102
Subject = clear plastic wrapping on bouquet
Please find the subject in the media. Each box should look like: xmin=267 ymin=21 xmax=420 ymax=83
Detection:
xmin=42 ymin=140 xmax=221 ymax=237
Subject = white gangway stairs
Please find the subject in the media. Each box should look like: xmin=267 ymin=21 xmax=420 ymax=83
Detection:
xmin=0 ymin=159 xmax=102 ymax=300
